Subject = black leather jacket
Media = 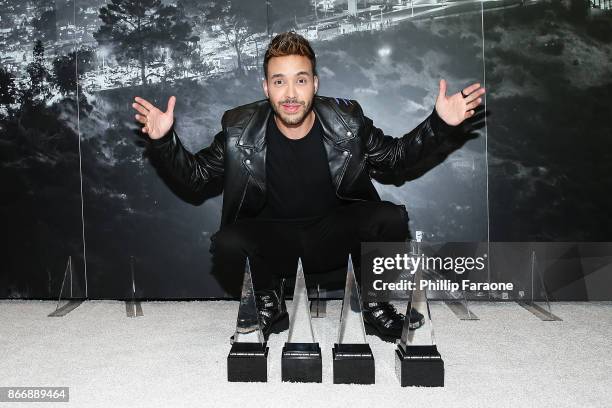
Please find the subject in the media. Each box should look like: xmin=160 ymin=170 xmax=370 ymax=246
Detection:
xmin=150 ymin=95 xmax=458 ymax=229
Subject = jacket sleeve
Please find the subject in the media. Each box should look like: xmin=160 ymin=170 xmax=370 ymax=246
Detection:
xmin=363 ymin=106 xmax=459 ymax=173
xmin=148 ymin=124 xmax=225 ymax=193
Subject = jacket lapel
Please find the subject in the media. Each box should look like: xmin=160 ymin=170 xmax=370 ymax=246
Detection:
xmin=235 ymin=101 xmax=270 ymax=191
xmin=312 ymin=96 xmax=359 ymax=194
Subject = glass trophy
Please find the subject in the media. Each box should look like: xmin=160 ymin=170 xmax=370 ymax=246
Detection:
xmin=227 ymin=258 xmax=268 ymax=382
xmin=395 ymin=253 xmax=445 ymax=387
xmin=516 ymin=248 xmax=561 ymax=321
xmin=281 ymin=258 xmax=322 ymax=383
xmin=125 ymin=256 xmax=143 ymax=318
xmin=48 ymin=256 xmax=86 ymax=317
xmin=332 ymin=254 xmax=375 ymax=384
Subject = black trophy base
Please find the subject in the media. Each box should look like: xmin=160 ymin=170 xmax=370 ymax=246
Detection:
xmin=281 ymin=342 xmax=322 ymax=383
xmin=332 ymin=343 xmax=375 ymax=385
xmin=395 ymin=344 xmax=444 ymax=387
xmin=227 ymin=342 xmax=269 ymax=382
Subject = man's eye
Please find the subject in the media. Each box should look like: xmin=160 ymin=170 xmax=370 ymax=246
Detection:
xmin=275 ymin=80 xmax=283 ymax=85
xmin=298 ymin=78 xmax=307 ymax=84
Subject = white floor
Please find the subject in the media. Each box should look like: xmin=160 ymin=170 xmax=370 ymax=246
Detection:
xmin=1 ymin=300 xmax=611 ymax=408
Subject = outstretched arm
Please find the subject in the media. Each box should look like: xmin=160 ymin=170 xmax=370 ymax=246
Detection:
xmin=149 ymin=127 xmax=225 ymax=194
xmin=132 ymin=96 xmax=224 ymax=193
xmin=365 ymin=79 xmax=485 ymax=172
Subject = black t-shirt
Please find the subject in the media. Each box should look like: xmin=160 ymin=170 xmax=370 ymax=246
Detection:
xmin=256 ymin=113 xmax=342 ymax=219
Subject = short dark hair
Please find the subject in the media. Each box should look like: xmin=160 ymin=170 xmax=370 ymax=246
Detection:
xmin=263 ymin=31 xmax=317 ymax=79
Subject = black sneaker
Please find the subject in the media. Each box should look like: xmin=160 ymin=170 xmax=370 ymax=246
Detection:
xmin=363 ymin=302 xmax=425 ymax=343
xmin=229 ymin=286 xmax=289 ymax=345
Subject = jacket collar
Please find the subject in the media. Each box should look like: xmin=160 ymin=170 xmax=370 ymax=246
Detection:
xmin=236 ymin=95 xmax=358 ymax=150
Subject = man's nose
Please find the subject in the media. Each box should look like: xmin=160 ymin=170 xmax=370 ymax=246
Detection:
xmin=285 ymin=81 xmax=297 ymax=100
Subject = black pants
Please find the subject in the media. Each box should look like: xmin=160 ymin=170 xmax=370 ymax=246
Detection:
xmin=210 ymin=200 xmax=410 ymax=295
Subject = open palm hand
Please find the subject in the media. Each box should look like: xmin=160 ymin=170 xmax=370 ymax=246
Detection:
xmin=132 ymin=96 xmax=176 ymax=140
xmin=434 ymin=79 xmax=485 ymax=126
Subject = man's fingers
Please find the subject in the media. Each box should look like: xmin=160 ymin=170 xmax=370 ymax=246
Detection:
xmin=462 ymin=82 xmax=482 ymax=97
xmin=134 ymin=96 xmax=156 ymax=112
xmin=465 ymin=82 xmax=481 ymax=95
xmin=132 ymin=102 xmax=149 ymax=115
xmin=438 ymin=78 xmax=447 ymax=100
xmin=465 ymin=98 xmax=482 ymax=111
xmin=141 ymin=126 xmax=148 ymax=133
xmin=135 ymin=114 xmax=147 ymax=124
xmin=464 ymin=89 xmax=484 ymax=104
xmin=166 ymin=96 xmax=176 ymax=115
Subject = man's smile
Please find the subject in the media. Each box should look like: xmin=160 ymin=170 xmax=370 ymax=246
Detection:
xmin=281 ymin=103 xmax=302 ymax=113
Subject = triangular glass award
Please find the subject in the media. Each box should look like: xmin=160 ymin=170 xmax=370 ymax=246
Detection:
xmin=400 ymin=265 xmax=436 ymax=348
xmin=287 ymin=258 xmax=316 ymax=344
xmin=332 ymin=254 xmax=375 ymax=385
xmin=282 ymin=258 xmax=322 ymax=383
xmin=233 ymin=258 xmax=264 ymax=344
xmin=337 ymin=254 xmax=367 ymax=344
xmin=395 ymin=242 xmax=444 ymax=387
xmin=517 ymin=248 xmax=561 ymax=321
xmin=227 ymin=258 xmax=268 ymax=382
xmin=48 ymin=256 xmax=86 ymax=317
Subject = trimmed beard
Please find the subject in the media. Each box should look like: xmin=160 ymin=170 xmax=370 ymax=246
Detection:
xmin=270 ymin=97 xmax=314 ymax=126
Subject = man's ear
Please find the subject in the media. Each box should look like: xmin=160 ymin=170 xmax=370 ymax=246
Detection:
xmin=262 ymin=78 xmax=269 ymax=98
xmin=314 ymin=75 xmax=318 ymax=94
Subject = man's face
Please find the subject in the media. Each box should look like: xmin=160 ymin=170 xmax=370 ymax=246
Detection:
xmin=263 ymin=54 xmax=318 ymax=126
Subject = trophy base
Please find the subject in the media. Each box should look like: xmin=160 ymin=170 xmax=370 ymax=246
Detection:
xmin=227 ymin=342 xmax=269 ymax=382
xmin=395 ymin=344 xmax=444 ymax=387
xmin=281 ymin=342 xmax=322 ymax=383
xmin=332 ymin=343 xmax=375 ymax=384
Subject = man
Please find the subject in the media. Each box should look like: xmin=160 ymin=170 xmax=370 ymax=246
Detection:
xmin=132 ymin=31 xmax=485 ymax=343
